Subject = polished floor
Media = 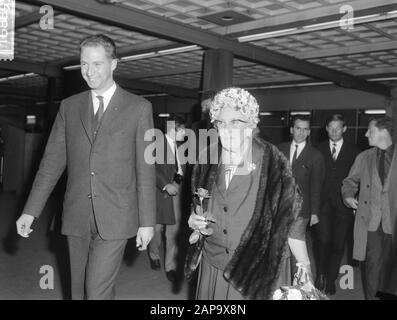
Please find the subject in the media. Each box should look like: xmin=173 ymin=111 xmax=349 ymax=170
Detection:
xmin=0 ymin=191 xmax=366 ymax=300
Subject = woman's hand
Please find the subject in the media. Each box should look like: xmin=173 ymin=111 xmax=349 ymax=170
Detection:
xmin=188 ymin=207 xmax=208 ymax=230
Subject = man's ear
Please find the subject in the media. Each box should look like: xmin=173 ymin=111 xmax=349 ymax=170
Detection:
xmin=111 ymin=59 xmax=117 ymax=71
xmin=342 ymin=126 xmax=347 ymax=133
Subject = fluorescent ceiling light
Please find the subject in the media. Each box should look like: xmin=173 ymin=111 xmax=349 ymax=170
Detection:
xmin=239 ymin=10 xmax=396 ymax=42
xmin=120 ymin=52 xmax=156 ymax=62
xmin=364 ymin=109 xmax=386 ymax=115
xmin=246 ymin=81 xmax=333 ymax=90
xmin=290 ymin=111 xmax=311 ymax=115
xmin=64 ymin=45 xmax=201 ymax=69
xmin=238 ymin=28 xmax=298 ymax=42
xmin=259 ymin=112 xmax=272 ymax=116
xmin=157 ymin=45 xmax=198 ymax=55
xmin=63 ymin=64 xmax=80 ymax=70
xmin=0 ymin=72 xmax=36 ymax=82
xmin=121 ymin=45 xmax=200 ymax=62
xmin=141 ymin=93 xmax=168 ymax=98
xmin=368 ymin=77 xmax=397 ymax=82
xmin=158 ymin=113 xmax=170 ymax=117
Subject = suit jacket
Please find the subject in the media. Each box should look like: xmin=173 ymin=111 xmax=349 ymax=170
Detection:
xmin=155 ymin=138 xmax=185 ymax=225
xmin=342 ymin=147 xmax=397 ymax=262
xmin=202 ymin=142 xmax=263 ymax=270
xmin=22 ymin=85 xmax=156 ymax=240
xmin=278 ymin=142 xmax=325 ymax=219
xmin=317 ymin=140 xmax=360 ymax=215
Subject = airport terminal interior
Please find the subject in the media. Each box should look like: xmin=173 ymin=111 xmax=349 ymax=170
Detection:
xmin=1 ymin=0 xmax=397 ymax=300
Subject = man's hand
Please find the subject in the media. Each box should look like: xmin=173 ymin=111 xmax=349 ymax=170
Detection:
xmin=344 ymin=197 xmax=358 ymax=210
xmin=16 ymin=214 xmax=34 ymax=238
xmin=310 ymin=214 xmax=319 ymax=226
xmin=164 ymin=183 xmax=178 ymax=196
xmin=136 ymin=226 xmax=154 ymax=251
xmin=188 ymin=206 xmax=208 ymax=230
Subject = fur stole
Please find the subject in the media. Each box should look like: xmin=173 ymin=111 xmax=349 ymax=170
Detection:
xmin=185 ymin=136 xmax=302 ymax=300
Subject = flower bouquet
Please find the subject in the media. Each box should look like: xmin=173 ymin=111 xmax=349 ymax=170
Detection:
xmin=189 ymin=188 xmax=216 ymax=244
xmin=272 ymin=265 xmax=329 ymax=300
xmin=272 ymin=283 xmax=329 ymax=300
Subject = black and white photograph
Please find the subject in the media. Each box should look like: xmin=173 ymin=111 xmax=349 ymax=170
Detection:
xmin=0 ymin=0 xmax=396 ymax=304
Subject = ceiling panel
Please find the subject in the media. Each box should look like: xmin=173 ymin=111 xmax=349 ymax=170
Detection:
xmin=14 ymin=13 xmax=174 ymax=63
xmin=121 ymin=0 xmax=354 ymax=30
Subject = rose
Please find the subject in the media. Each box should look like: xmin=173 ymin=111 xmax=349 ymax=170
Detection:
xmin=189 ymin=188 xmax=216 ymax=244
xmin=195 ymin=188 xmax=210 ymax=199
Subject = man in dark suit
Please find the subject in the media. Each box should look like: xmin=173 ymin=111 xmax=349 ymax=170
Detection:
xmin=278 ymin=115 xmax=325 ymax=276
xmin=148 ymin=115 xmax=186 ymax=284
xmin=16 ymin=34 xmax=156 ymax=299
xmin=316 ymin=114 xmax=360 ymax=295
xmin=278 ymin=115 xmax=325 ymax=229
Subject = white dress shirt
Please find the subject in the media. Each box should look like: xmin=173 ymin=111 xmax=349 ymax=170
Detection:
xmin=290 ymin=140 xmax=306 ymax=164
xmin=165 ymin=134 xmax=183 ymax=176
xmin=329 ymin=138 xmax=343 ymax=160
xmin=91 ymin=82 xmax=117 ymax=114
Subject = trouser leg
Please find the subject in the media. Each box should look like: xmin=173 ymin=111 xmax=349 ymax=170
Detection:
xmin=327 ymin=213 xmax=354 ymax=283
xmin=164 ymin=188 xmax=182 ymax=272
xmin=67 ymin=235 xmax=90 ymax=300
xmin=85 ymin=235 xmax=127 ymax=300
xmin=365 ymin=228 xmax=383 ymax=300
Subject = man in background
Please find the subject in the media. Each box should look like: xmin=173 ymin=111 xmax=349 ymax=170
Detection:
xmin=316 ymin=114 xmax=360 ymax=295
xmin=342 ymin=116 xmax=397 ymax=299
xmin=148 ymin=115 xmax=186 ymax=285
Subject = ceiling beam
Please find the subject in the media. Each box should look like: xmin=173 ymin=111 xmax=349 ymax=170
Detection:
xmin=30 ymin=0 xmax=391 ymax=97
xmin=115 ymin=77 xmax=198 ymax=99
xmin=15 ymin=10 xmax=61 ymax=29
xmin=15 ymin=11 xmax=44 ymax=29
xmin=0 ymin=59 xmax=62 ymax=77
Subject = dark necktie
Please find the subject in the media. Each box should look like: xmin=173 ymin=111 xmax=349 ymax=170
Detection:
xmin=379 ymin=149 xmax=386 ymax=185
xmin=174 ymin=142 xmax=179 ymax=173
xmin=331 ymin=143 xmax=337 ymax=161
xmin=292 ymin=144 xmax=298 ymax=165
xmin=94 ymin=95 xmax=104 ymax=128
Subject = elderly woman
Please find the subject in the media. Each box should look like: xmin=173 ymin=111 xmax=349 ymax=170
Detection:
xmin=185 ymin=87 xmax=312 ymax=300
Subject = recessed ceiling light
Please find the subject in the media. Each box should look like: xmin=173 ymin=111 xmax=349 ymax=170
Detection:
xmin=221 ymin=16 xmax=233 ymax=21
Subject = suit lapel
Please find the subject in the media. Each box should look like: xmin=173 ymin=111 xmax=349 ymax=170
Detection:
xmin=295 ymin=143 xmax=309 ymax=163
xmin=95 ymin=86 xmax=126 ymax=137
xmin=79 ymin=91 xmax=93 ymax=145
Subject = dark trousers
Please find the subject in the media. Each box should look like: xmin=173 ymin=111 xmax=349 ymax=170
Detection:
xmin=314 ymin=200 xmax=354 ymax=283
xmin=365 ymin=226 xmax=395 ymax=300
xmin=67 ymin=205 xmax=127 ymax=300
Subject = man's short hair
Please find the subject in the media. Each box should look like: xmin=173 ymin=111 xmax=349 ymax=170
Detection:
xmin=290 ymin=115 xmax=311 ymax=128
xmin=326 ymin=114 xmax=346 ymax=127
xmin=371 ymin=116 xmax=395 ymax=138
xmin=168 ymin=114 xmax=185 ymax=127
xmin=80 ymin=34 xmax=117 ymax=59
